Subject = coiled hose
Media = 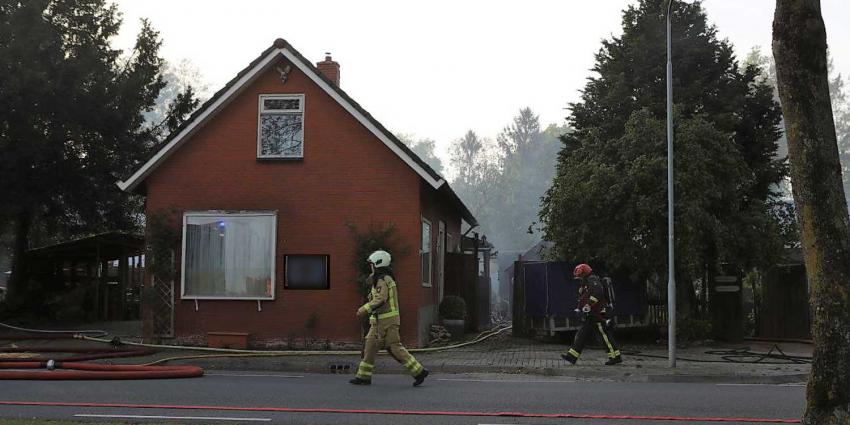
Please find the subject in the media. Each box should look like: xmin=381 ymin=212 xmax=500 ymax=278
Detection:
xmin=0 ymin=322 xmax=202 ymax=380
xmin=622 ymin=344 xmax=812 ymax=364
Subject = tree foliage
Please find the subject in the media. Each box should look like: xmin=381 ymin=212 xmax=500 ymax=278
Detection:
xmin=449 ymin=112 xmax=563 ymax=252
xmin=830 ymin=64 xmax=850 ymax=201
xmin=495 ymin=109 xmax=563 ymax=251
xmin=0 ymin=0 xmax=198 ymax=300
xmin=449 ymin=130 xmax=502 ymax=237
xmin=397 ymin=134 xmax=445 ymax=176
xmin=540 ymin=0 xmax=787 ymax=309
xmin=347 ymin=222 xmax=411 ymax=297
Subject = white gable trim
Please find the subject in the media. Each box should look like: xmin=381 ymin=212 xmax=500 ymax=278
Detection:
xmin=117 ymin=48 xmax=444 ymax=192
xmin=278 ymin=49 xmax=443 ymax=189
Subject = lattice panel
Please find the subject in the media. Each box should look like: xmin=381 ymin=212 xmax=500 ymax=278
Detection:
xmin=151 ymin=274 xmax=174 ymax=337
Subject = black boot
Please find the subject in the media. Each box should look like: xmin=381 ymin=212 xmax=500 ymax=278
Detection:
xmin=349 ymin=377 xmax=371 ymax=385
xmin=413 ymin=369 xmax=429 ymax=387
xmin=605 ymin=355 xmax=623 ymax=366
xmin=561 ymin=352 xmax=578 ymax=365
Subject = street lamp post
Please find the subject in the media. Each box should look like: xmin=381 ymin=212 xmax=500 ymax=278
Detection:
xmin=666 ymin=0 xmax=677 ymax=368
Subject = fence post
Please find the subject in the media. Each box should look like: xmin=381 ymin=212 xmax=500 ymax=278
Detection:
xmin=512 ymin=260 xmax=526 ymax=337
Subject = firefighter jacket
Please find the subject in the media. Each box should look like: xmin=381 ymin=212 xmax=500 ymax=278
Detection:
xmin=577 ymin=274 xmax=608 ymax=319
xmin=357 ymin=273 xmax=401 ymax=326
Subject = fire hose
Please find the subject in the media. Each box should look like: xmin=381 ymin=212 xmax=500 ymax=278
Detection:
xmin=1 ymin=321 xmax=512 ymax=378
xmin=89 ymin=325 xmax=515 ymax=366
xmin=0 ymin=323 xmax=203 ymax=380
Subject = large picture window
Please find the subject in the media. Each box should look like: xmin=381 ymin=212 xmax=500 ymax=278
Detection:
xmin=258 ymin=94 xmax=304 ymax=159
xmin=181 ymin=212 xmax=276 ymax=300
xmin=421 ymin=219 xmax=432 ymax=287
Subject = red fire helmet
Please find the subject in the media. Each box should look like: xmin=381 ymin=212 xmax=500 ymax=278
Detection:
xmin=573 ymin=263 xmax=592 ymax=278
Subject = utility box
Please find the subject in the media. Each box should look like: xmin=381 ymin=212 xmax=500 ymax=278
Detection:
xmin=710 ymin=271 xmax=744 ymax=342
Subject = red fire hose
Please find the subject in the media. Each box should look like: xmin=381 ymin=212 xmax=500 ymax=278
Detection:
xmin=1 ymin=330 xmax=204 ymax=380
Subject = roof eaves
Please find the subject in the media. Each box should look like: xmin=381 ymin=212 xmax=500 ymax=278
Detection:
xmin=117 ymin=38 xmax=461 ymax=203
xmin=118 ymin=43 xmax=282 ymax=193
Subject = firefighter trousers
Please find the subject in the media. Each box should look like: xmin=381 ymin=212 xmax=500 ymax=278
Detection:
xmin=355 ymin=322 xmax=424 ymax=380
xmin=565 ymin=316 xmax=621 ymax=360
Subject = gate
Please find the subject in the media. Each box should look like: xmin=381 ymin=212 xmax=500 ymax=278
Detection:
xmin=513 ymin=261 xmax=649 ymax=337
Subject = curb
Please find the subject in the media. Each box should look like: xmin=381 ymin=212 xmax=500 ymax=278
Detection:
xmin=179 ymin=357 xmax=809 ymax=385
xmin=643 ymin=373 xmax=810 ymax=384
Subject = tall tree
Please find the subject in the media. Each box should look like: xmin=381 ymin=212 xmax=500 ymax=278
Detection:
xmin=449 ymin=131 xmax=501 ymax=235
xmin=831 ymin=65 xmax=850 ymax=201
xmin=0 ymin=0 xmax=197 ymax=303
xmin=145 ymin=58 xmax=209 ymax=132
xmin=746 ymin=47 xmax=850 ymax=203
xmin=493 ymin=109 xmax=563 ymax=251
xmin=397 ymin=133 xmax=445 ymax=176
xmin=540 ymin=0 xmax=787 ymax=314
xmin=773 ymin=0 xmax=850 ymax=422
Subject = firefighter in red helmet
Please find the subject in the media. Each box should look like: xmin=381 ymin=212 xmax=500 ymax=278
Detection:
xmin=561 ymin=263 xmax=623 ymax=365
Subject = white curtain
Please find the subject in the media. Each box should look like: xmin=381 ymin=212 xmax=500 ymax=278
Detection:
xmin=185 ymin=214 xmax=274 ymax=298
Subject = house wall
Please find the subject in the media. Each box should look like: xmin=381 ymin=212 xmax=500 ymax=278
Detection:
xmin=417 ymin=183 xmax=464 ymax=344
xmin=144 ymin=56 xmax=431 ymax=347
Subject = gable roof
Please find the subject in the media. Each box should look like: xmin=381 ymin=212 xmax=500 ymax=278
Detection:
xmin=117 ymin=38 xmax=476 ymax=226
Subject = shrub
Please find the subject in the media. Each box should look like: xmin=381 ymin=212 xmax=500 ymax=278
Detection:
xmin=347 ymin=222 xmax=410 ymax=297
xmin=676 ymin=316 xmax=713 ymax=342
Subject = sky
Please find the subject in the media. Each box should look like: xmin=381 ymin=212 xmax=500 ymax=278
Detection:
xmin=111 ymin=0 xmax=850 ymax=170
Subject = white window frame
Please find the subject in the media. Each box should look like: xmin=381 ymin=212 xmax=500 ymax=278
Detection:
xmin=257 ymin=94 xmax=305 ymax=159
xmin=421 ymin=217 xmax=432 ymax=288
xmin=180 ymin=210 xmax=277 ymax=300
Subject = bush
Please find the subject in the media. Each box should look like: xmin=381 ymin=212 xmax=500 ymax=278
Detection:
xmin=347 ymin=222 xmax=411 ymax=298
xmin=439 ymin=296 xmax=466 ymax=320
xmin=677 ymin=316 xmax=713 ymax=342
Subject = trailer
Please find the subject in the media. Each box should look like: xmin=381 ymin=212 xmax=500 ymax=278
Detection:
xmin=512 ymin=261 xmax=654 ymax=338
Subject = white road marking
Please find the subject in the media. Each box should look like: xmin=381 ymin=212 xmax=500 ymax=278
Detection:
xmin=75 ymin=414 xmax=270 ymax=421
xmin=716 ymin=383 xmax=806 ymax=387
xmin=438 ymin=378 xmax=580 ymax=384
xmin=205 ymin=372 xmax=304 ymax=378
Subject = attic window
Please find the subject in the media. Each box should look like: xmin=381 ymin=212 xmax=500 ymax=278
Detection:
xmin=258 ymin=94 xmax=304 ymax=159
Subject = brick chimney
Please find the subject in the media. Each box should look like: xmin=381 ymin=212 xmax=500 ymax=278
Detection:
xmin=316 ymin=53 xmax=340 ymax=86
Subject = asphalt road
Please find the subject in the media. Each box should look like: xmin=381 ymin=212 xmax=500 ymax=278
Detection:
xmin=0 ymin=372 xmax=806 ymax=424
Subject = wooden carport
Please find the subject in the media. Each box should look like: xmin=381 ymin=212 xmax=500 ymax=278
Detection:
xmin=27 ymin=232 xmax=144 ymax=321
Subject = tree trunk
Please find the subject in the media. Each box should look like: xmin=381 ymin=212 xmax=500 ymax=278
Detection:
xmin=7 ymin=211 xmax=32 ymax=304
xmin=773 ymin=0 xmax=850 ymax=422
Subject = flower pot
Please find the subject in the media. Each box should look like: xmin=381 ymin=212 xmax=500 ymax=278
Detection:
xmin=442 ymin=319 xmax=465 ymax=340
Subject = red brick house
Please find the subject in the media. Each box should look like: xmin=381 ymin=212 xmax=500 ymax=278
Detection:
xmin=118 ymin=38 xmax=476 ymax=348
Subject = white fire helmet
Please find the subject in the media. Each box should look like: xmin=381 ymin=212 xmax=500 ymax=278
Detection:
xmin=367 ymin=250 xmax=392 ymax=268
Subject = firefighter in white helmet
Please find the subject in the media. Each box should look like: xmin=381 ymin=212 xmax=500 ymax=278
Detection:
xmin=350 ymin=250 xmax=429 ymax=386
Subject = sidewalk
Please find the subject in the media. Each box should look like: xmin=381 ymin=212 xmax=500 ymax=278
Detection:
xmin=1 ymin=330 xmax=812 ymax=384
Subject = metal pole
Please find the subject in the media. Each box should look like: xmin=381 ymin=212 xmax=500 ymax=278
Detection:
xmin=666 ymin=0 xmax=677 ymax=368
